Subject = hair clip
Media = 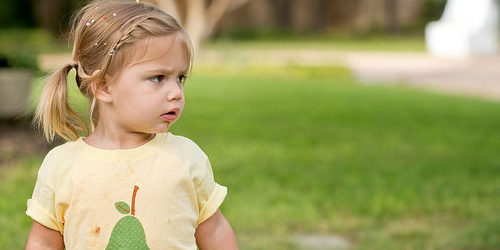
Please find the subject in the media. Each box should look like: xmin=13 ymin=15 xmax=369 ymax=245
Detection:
xmin=109 ymin=49 xmax=115 ymax=56
xmin=69 ymin=62 xmax=78 ymax=70
xmin=69 ymin=63 xmax=82 ymax=87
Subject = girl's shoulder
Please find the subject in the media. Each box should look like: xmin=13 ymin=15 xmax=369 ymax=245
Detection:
xmin=43 ymin=138 xmax=86 ymax=162
xmin=37 ymin=138 xmax=86 ymax=176
xmin=166 ymin=132 xmax=201 ymax=149
xmin=164 ymin=132 xmax=208 ymax=161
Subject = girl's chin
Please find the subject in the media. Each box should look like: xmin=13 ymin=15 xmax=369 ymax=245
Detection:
xmin=155 ymin=123 xmax=172 ymax=133
xmin=140 ymin=121 xmax=175 ymax=134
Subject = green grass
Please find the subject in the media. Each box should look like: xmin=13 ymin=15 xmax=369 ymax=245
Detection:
xmin=0 ymin=157 xmax=41 ymax=249
xmin=2 ymin=65 xmax=500 ymax=249
xmin=207 ymin=34 xmax=427 ymax=51
xmin=1 ymin=28 xmax=427 ymax=54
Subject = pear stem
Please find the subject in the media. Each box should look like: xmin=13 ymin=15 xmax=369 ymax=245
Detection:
xmin=131 ymin=185 xmax=139 ymax=216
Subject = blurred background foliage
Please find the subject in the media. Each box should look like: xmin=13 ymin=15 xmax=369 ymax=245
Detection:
xmin=2 ymin=1 xmax=500 ymax=250
xmin=0 ymin=0 xmax=36 ymax=28
xmin=0 ymin=0 xmax=449 ymax=51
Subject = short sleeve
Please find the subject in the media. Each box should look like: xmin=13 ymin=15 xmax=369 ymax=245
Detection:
xmin=195 ymin=156 xmax=227 ymax=226
xmin=168 ymin=134 xmax=228 ymax=226
xmin=26 ymin=149 xmax=64 ymax=232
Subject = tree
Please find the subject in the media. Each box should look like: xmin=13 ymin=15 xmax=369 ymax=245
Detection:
xmin=31 ymin=0 xmax=87 ymax=38
xmin=385 ymin=0 xmax=399 ymax=33
xmin=31 ymin=0 xmax=69 ymax=37
xmin=146 ymin=0 xmax=252 ymax=49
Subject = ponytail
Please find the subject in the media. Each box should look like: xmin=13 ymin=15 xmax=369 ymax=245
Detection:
xmin=33 ymin=0 xmax=193 ymax=143
xmin=34 ymin=63 xmax=90 ymax=142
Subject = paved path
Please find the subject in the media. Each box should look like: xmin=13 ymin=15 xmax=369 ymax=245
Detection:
xmin=345 ymin=52 xmax=500 ymax=102
xmin=40 ymin=49 xmax=500 ymax=102
xmin=199 ymin=49 xmax=500 ymax=101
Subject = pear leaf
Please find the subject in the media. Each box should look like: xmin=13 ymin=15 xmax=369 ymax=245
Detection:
xmin=114 ymin=201 xmax=131 ymax=215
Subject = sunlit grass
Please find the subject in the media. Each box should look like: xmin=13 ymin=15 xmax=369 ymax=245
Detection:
xmin=174 ymin=66 xmax=500 ymax=249
xmin=1 ymin=28 xmax=427 ymax=54
xmin=206 ymin=34 xmax=427 ymax=51
xmin=0 ymin=157 xmax=41 ymax=249
xmin=2 ymin=65 xmax=500 ymax=249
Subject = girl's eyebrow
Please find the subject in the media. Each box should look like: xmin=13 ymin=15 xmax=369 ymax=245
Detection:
xmin=143 ymin=67 xmax=188 ymax=75
xmin=143 ymin=68 xmax=172 ymax=74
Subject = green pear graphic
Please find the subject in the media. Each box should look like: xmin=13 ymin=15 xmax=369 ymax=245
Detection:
xmin=106 ymin=185 xmax=150 ymax=250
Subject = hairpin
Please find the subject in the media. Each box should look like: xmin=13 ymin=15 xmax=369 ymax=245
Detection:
xmin=94 ymin=42 xmax=108 ymax=47
xmin=69 ymin=63 xmax=82 ymax=87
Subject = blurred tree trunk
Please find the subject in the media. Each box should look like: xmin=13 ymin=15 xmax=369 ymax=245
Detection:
xmin=327 ymin=0 xmax=369 ymax=33
xmin=148 ymin=0 xmax=252 ymax=49
xmin=184 ymin=0 xmax=205 ymax=50
xmin=153 ymin=0 xmax=182 ymax=22
xmin=291 ymin=0 xmax=326 ymax=32
xmin=31 ymin=0 xmax=68 ymax=37
xmin=274 ymin=0 xmax=292 ymax=28
xmin=385 ymin=0 xmax=399 ymax=33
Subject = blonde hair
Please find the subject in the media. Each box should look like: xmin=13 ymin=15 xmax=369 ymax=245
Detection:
xmin=34 ymin=0 xmax=193 ymax=142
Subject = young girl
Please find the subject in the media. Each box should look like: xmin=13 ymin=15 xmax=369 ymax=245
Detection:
xmin=25 ymin=1 xmax=238 ymax=249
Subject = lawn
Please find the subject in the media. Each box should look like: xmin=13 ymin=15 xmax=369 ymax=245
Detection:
xmin=0 ymin=28 xmax=428 ymax=56
xmin=1 ymin=65 xmax=500 ymax=250
xmin=207 ymin=34 xmax=427 ymax=51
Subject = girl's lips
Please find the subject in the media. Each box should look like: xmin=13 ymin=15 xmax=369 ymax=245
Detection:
xmin=161 ymin=113 xmax=177 ymax=121
xmin=161 ymin=109 xmax=179 ymax=122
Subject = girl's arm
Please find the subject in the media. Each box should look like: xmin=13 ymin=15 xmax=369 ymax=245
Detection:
xmin=26 ymin=221 xmax=64 ymax=250
xmin=195 ymin=209 xmax=239 ymax=250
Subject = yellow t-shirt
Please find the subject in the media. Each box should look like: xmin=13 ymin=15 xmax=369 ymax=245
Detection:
xmin=26 ymin=132 xmax=227 ymax=250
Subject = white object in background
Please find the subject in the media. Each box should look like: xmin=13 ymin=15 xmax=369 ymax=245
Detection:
xmin=425 ymin=0 xmax=499 ymax=57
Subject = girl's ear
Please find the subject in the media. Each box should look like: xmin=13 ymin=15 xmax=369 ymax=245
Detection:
xmin=94 ymin=81 xmax=112 ymax=103
xmin=91 ymin=71 xmax=113 ymax=103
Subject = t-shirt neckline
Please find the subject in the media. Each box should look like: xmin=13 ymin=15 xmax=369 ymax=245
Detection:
xmin=75 ymin=132 xmax=169 ymax=161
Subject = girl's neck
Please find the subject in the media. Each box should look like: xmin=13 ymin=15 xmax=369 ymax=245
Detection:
xmin=84 ymin=123 xmax=155 ymax=150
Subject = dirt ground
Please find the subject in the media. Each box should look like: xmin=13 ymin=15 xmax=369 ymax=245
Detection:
xmin=0 ymin=119 xmax=52 ymax=166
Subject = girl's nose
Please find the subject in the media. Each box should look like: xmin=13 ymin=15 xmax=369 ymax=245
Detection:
xmin=166 ymin=81 xmax=183 ymax=101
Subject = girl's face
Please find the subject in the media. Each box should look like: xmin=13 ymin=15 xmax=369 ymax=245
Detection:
xmin=104 ymin=33 xmax=188 ymax=135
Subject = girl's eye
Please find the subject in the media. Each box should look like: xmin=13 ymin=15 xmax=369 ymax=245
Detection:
xmin=177 ymin=74 xmax=187 ymax=84
xmin=150 ymin=75 xmax=164 ymax=84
